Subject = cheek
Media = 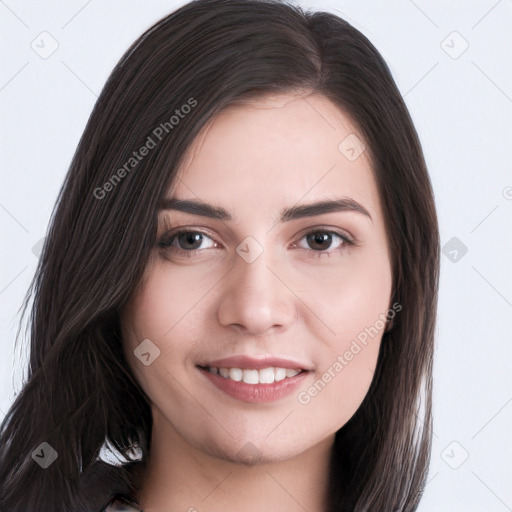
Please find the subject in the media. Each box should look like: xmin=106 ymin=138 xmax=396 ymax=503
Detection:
xmin=120 ymin=259 xmax=218 ymax=393
xmin=294 ymin=240 xmax=392 ymax=339
xmin=295 ymin=286 xmax=387 ymax=431
xmin=296 ymin=348 xmax=378 ymax=435
xmin=123 ymin=258 xmax=215 ymax=343
xmin=292 ymin=244 xmax=391 ymax=423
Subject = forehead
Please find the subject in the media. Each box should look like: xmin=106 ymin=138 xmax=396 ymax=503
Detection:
xmin=169 ymin=92 xmax=381 ymax=222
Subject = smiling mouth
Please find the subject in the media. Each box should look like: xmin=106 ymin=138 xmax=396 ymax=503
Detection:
xmin=198 ymin=365 xmax=305 ymax=384
xmin=197 ymin=364 xmax=310 ymax=403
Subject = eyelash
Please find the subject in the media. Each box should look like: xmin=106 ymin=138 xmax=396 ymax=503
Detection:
xmin=157 ymin=226 xmax=356 ymax=260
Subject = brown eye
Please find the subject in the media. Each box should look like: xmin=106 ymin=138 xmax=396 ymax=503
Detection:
xmin=158 ymin=230 xmax=217 ymax=253
xmin=175 ymin=232 xmax=204 ymax=250
xmin=305 ymin=232 xmax=336 ymax=251
xmin=292 ymin=228 xmax=355 ymax=260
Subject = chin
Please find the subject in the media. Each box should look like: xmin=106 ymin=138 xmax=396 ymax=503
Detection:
xmin=199 ymin=434 xmax=309 ymax=467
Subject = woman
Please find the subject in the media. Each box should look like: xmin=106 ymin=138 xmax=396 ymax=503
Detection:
xmin=0 ymin=0 xmax=440 ymax=511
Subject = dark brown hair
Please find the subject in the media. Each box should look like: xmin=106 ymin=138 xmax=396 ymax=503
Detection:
xmin=0 ymin=1 xmax=439 ymax=510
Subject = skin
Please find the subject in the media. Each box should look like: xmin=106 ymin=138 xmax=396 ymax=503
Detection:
xmin=120 ymin=91 xmax=393 ymax=511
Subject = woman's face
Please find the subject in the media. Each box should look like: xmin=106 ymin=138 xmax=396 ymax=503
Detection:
xmin=121 ymin=92 xmax=393 ymax=464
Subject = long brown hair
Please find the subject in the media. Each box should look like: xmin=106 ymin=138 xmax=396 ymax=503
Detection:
xmin=0 ymin=1 xmax=439 ymax=510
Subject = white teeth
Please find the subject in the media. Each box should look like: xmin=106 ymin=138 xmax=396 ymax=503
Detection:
xmin=242 ymin=369 xmax=259 ymax=384
xmin=258 ymin=367 xmax=274 ymax=384
xmin=209 ymin=366 xmax=302 ymax=383
xmin=229 ymin=368 xmax=243 ymax=381
xmin=274 ymin=367 xmax=287 ymax=382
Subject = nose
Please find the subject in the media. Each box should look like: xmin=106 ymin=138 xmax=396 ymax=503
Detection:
xmin=216 ymin=246 xmax=297 ymax=336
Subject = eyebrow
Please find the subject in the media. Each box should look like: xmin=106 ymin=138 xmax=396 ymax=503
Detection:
xmin=159 ymin=197 xmax=372 ymax=223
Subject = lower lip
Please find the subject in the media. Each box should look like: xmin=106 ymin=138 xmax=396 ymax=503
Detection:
xmin=198 ymin=367 xmax=309 ymax=403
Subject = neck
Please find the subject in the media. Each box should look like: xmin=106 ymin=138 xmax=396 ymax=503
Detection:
xmin=136 ymin=409 xmax=334 ymax=512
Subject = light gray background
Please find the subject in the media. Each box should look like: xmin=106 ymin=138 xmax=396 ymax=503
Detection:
xmin=1 ymin=1 xmax=511 ymax=510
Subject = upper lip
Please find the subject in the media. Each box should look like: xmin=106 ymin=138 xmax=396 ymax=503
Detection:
xmin=201 ymin=355 xmax=312 ymax=371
